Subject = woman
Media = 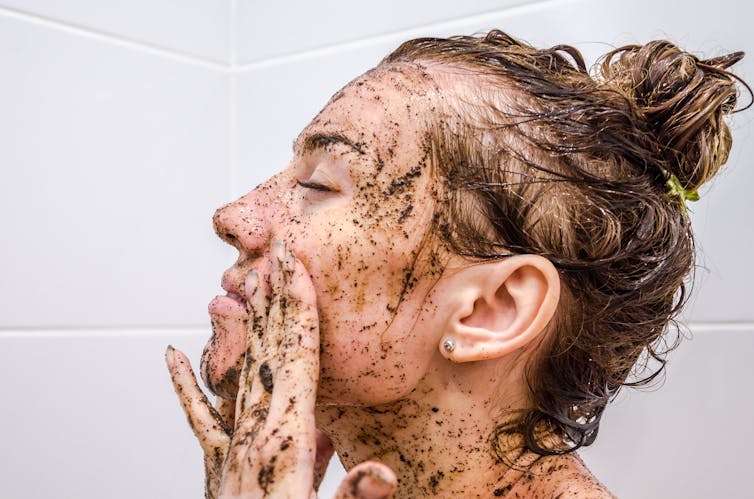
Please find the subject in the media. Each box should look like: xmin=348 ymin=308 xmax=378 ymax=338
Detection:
xmin=166 ymin=30 xmax=748 ymax=497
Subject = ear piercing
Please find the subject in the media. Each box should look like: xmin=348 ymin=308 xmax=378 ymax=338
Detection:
xmin=442 ymin=338 xmax=456 ymax=353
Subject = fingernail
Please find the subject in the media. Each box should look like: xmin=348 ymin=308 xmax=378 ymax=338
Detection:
xmin=368 ymin=468 xmax=392 ymax=485
xmin=165 ymin=345 xmax=175 ymax=364
xmin=246 ymin=269 xmax=258 ymax=296
xmin=357 ymin=468 xmax=395 ymax=496
xmin=271 ymin=240 xmax=285 ymax=263
xmin=285 ymin=252 xmax=295 ymax=270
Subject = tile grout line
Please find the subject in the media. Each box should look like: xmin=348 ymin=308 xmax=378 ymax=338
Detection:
xmin=228 ymin=0 xmax=238 ymax=198
xmin=1 ymin=321 xmax=753 ymax=338
xmin=229 ymin=73 xmax=238 ymax=198
xmin=0 ymin=0 xmax=580 ymax=73
xmin=0 ymin=4 xmax=228 ymax=71
xmin=684 ymin=322 xmax=754 ymax=333
xmin=0 ymin=327 xmax=209 ymax=338
xmin=230 ymin=0 xmax=581 ymax=72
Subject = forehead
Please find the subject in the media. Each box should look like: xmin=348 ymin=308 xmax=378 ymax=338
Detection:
xmin=298 ymin=64 xmax=438 ymax=153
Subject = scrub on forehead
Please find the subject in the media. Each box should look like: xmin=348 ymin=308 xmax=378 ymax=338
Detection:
xmin=202 ymin=64 xmax=451 ymax=405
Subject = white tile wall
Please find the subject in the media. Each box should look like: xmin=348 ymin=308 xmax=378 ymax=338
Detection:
xmin=0 ymin=1 xmax=230 ymax=62
xmin=234 ymin=46 xmax=390 ymax=196
xmin=0 ymin=12 xmax=232 ymax=328
xmin=0 ymin=329 xmax=207 ymax=499
xmin=581 ymin=325 xmax=754 ymax=499
xmin=234 ymin=0 xmax=531 ymax=63
xmin=2 ymin=0 xmax=753 ymax=498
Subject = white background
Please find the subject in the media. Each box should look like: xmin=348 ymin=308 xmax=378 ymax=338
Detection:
xmin=1 ymin=1 xmax=752 ymax=497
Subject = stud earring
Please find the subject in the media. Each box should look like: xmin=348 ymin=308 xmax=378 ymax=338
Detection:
xmin=442 ymin=338 xmax=456 ymax=353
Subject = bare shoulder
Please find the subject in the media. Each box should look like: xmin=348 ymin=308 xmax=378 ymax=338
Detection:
xmin=508 ymin=452 xmax=616 ymax=498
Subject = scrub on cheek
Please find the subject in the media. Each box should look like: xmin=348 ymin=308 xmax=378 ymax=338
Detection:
xmin=201 ymin=65 xmax=448 ymax=407
xmin=291 ymin=72 xmax=452 ymax=405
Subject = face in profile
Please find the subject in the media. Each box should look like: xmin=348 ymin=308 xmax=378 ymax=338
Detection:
xmin=201 ymin=65 xmax=453 ymax=405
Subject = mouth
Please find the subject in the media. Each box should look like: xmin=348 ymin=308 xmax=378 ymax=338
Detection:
xmin=206 ymin=268 xmax=253 ymax=317
xmin=226 ymin=291 xmax=245 ymax=304
xmin=222 ymin=270 xmax=248 ymax=304
xmin=202 ymin=264 xmax=263 ymax=399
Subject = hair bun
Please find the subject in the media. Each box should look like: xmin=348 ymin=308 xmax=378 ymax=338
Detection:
xmin=599 ymin=40 xmax=747 ymax=191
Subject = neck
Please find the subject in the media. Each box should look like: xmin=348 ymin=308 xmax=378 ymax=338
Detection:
xmin=315 ymin=361 xmax=539 ymax=497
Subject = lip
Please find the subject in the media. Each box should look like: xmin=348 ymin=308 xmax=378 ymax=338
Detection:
xmin=207 ymin=295 xmax=247 ymax=317
xmin=221 ymin=269 xmax=246 ymax=301
xmin=211 ymin=260 xmax=265 ymax=317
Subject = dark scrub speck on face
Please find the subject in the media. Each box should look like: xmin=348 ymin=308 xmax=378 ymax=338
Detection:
xmin=202 ymin=65 xmax=451 ymax=406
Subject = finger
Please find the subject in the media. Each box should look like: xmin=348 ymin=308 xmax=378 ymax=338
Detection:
xmin=269 ymin=239 xmax=292 ymax=300
xmin=313 ymin=429 xmax=335 ymax=491
xmin=222 ymin=245 xmax=320 ymax=497
xmin=204 ymin=454 xmax=223 ymax=499
xmin=334 ymin=462 xmax=397 ymax=499
xmin=237 ymin=268 xmax=272 ymax=416
xmin=235 ymin=269 xmax=256 ymax=415
xmin=215 ymin=396 xmax=235 ymax=430
xmin=166 ymin=346 xmax=231 ymax=455
xmin=252 ymin=251 xmax=320 ymax=494
xmin=267 ymin=250 xmax=320 ymax=421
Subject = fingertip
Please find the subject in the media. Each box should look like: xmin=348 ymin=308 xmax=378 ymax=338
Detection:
xmin=339 ymin=462 xmax=397 ymax=499
xmin=271 ymin=240 xmax=287 ymax=262
xmin=165 ymin=344 xmax=174 ymax=364
xmin=245 ymin=268 xmax=259 ymax=301
xmin=168 ymin=347 xmax=193 ymax=373
xmin=358 ymin=464 xmax=397 ymax=498
xmin=270 ymin=243 xmax=284 ymax=290
xmin=284 ymin=251 xmax=295 ymax=272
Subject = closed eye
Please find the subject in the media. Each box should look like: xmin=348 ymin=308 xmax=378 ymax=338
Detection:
xmin=296 ymin=179 xmax=335 ymax=192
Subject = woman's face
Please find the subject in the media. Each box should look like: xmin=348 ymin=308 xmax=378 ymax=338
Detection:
xmin=201 ymin=65 xmax=451 ymax=405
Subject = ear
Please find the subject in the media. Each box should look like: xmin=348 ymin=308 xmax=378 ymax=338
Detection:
xmin=440 ymin=255 xmax=560 ymax=362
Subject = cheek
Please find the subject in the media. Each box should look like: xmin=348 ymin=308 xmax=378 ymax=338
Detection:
xmin=315 ymin=260 xmax=446 ymax=405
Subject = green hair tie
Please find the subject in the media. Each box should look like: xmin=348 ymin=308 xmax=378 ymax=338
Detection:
xmin=664 ymin=172 xmax=699 ymax=213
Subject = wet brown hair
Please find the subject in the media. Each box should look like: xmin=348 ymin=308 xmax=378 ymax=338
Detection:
xmin=382 ymin=30 xmax=750 ymax=455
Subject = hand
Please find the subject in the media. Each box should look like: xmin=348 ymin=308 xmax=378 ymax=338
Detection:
xmin=166 ymin=242 xmax=397 ymax=498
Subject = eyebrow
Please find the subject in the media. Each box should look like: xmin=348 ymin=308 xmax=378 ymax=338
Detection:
xmin=295 ymin=132 xmax=366 ymax=156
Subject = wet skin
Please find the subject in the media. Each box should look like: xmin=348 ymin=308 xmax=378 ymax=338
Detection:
xmin=167 ymin=242 xmax=397 ymax=498
xmin=182 ymin=64 xmax=614 ymax=497
xmin=202 ymin=65 xmax=448 ymax=407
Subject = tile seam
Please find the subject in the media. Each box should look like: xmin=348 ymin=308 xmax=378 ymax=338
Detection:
xmin=0 ymin=0 xmax=579 ymax=72
xmin=1 ymin=321 xmax=752 ymax=336
xmin=0 ymin=4 xmax=229 ymax=71
xmin=0 ymin=326 xmax=209 ymax=337
xmin=230 ymin=0 xmax=580 ymax=71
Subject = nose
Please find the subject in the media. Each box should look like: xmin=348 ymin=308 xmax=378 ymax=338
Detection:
xmin=213 ymin=175 xmax=286 ymax=254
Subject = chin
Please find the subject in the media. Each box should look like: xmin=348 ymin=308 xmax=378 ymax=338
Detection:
xmin=200 ymin=317 xmax=246 ymax=399
xmin=200 ymin=346 xmax=242 ymax=399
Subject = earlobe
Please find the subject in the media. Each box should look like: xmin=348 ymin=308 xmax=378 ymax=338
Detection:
xmin=439 ymin=255 xmax=560 ymax=362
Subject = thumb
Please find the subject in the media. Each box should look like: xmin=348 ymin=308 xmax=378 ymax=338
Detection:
xmin=333 ymin=461 xmax=397 ymax=499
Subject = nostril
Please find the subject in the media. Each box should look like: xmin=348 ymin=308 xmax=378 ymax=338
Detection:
xmin=223 ymin=232 xmax=238 ymax=243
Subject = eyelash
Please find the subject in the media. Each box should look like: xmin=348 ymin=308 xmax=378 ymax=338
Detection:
xmin=296 ymin=179 xmax=334 ymax=192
